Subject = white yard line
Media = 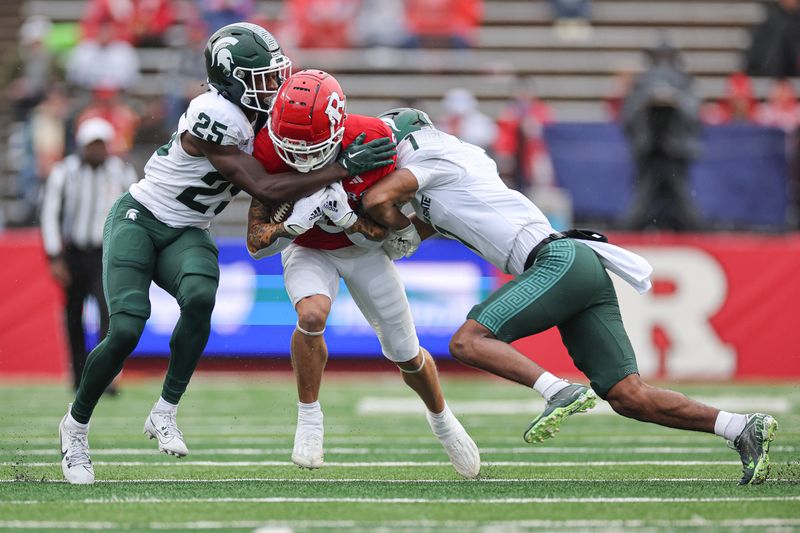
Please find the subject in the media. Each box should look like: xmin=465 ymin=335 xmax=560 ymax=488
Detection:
xmin=0 ymin=434 xmax=726 ymax=445
xmin=357 ymin=396 xmax=792 ymax=415
xmin=14 ymin=445 xmax=784 ymax=456
xmin=0 ymin=477 xmax=736 ymax=484
xmin=0 ymin=460 xmax=741 ymax=467
xmin=2 ymin=519 xmax=800 ymax=530
xmin=3 ymin=496 xmax=799 ymax=505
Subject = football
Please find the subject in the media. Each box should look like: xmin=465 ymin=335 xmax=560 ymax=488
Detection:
xmin=266 ymin=201 xmax=295 ymax=224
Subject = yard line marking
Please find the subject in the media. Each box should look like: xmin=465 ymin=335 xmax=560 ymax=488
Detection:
xmin=357 ymin=396 xmax=792 ymax=415
xmin=1 ymin=460 xmax=742 ymax=467
xmin=15 ymin=445 xmax=783 ymax=456
xmin=0 ymin=434 xmax=729 ymax=445
xmin=3 ymin=496 xmax=799 ymax=505
xmin=3 ymin=518 xmax=800 ymax=530
xmin=0 ymin=477 xmax=737 ymax=484
xmin=0 ymin=522 xmax=119 ymax=530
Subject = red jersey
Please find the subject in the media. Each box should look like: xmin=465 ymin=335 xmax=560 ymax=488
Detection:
xmin=253 ymin=114 xmax=397 ymax=250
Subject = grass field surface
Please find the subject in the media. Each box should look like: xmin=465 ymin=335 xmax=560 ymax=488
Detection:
xmin=1 ymin=373 xmax=798 ymax=532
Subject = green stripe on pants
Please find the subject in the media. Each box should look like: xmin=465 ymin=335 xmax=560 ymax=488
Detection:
xmin=467 ymin=239 xmax=638 ymax=397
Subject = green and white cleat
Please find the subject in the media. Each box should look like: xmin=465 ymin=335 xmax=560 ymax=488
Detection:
xmin=731 ymin=413 xmax=778 ymax=485
xmin=524 ymin=384 xmax=597 ymax=444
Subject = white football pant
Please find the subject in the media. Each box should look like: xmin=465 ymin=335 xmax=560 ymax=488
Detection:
xmin=281 ymin=244 xmax=420 ymax=362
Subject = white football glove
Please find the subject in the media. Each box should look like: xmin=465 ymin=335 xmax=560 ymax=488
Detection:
xmin=283 ymin=188 xmax=326 ymax=236
xmin=322 ymin=181 xmax=357 ymax=229
xmin=382 ymin=223 xmax=421 ymax=260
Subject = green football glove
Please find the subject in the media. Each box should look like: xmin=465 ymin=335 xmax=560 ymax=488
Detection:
xmin=337 ymin=133 xmax=397 ymax=176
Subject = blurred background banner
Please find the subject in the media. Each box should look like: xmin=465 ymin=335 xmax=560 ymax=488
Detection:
xmin=545 ymin=123 xmax=790 ymax=230
xmin=3 ymin=232 xmax=800 ymax=379
xmin=136 ymin=238 xmax=496 ymax=358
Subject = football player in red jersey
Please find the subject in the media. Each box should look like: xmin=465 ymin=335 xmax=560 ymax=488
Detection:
xmin=247 ymin=70 xmax=480 ymax=478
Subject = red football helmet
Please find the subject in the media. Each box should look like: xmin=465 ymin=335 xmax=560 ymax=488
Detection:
xmin=268 ymin=69 xmax=347 ymax=173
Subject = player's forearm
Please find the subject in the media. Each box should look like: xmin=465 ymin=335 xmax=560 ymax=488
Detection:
xmin=219 ymin=154 xmax=347 ymax=204
xmin=246 ymin=221 xmax=291 ymax=254
xmin=363 ymin=198 xmax=412 ymax=231
xmin=261 ymin=163 xmax=348 ymax=203
xmin=409 ymin=214 xmax=437 ymax=240
xmin=246 ymin=198 xmax=292 ymax=253
xmin=346 ymin=215 xmax=389 ymax=241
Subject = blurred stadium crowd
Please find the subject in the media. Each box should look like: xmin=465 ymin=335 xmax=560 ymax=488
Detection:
xmin=0 ymin=0 xmax=799 ymax=232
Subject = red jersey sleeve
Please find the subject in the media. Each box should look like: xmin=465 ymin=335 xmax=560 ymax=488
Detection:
xmin=252 ymin=128 xmax=293 ymax=174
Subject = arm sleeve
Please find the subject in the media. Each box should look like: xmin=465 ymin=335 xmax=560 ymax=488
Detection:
xmin=404 ymin=157 xmax=452 ymax=190
xmin=40 ymin=163 xmax=66 ymax=258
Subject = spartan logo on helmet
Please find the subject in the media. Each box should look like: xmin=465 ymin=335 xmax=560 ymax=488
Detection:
xmin=211 ymin=36 xmax=238 ymax=76
xmin=205 ymin=23 xmax=292 ymax=113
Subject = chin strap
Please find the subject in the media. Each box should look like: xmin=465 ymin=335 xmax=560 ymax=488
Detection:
xmin=296 ymin=323 xmax=326 ymax=337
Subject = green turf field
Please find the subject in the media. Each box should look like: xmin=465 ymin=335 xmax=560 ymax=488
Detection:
xmin=1 ymin=374 xmax=798 ymax=532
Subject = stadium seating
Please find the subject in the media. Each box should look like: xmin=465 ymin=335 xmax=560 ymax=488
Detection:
xmin=7 ymin=0 xmax=800 ymax=233
xmin=20 ymin=0 xmax=796 ymax=120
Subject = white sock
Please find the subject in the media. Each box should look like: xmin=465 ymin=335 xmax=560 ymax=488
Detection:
xmin=533 ymin=372 xmax=570 ymax=401
xmin=297 ymin=401 xmax=323 ymax=425
xmin=65 ymin=412 xmax=89 ymax=433
xmin=427 ymin=404 xmax=457 ymax=438
xmin=714 ymin=411 xmax=748 ymax=441
xmin=152 ymin=396 xmax=178 ymax=414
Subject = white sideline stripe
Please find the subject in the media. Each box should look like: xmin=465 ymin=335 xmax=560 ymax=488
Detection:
xmin=356 ymin=396 xmax=792 ymax=415
xmin=4 ymin=496 xmax=799 ymax=505
xmin=1 ymin=460 xmax=741 ymax=467
xmin=0 ymin=434 xmax=725 ymax=445
xmin=0 ymin=477 xmax=736 ymax=484
xmin=3 ymin=519 xmax=800 ymax=530
xmin=16 ymin=445 xmax=782 ymax=456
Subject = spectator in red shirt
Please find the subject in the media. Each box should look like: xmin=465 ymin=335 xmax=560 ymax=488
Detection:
xmin=494 ymin=77 xmax=554 ymax=191
xmin=282 ymin=0 xmax=360 ymax=49
xmin=757 ymin=78 xmax=800 ymax=133
xmin=74 ymin=89 xmax=141 ymax=157
xmin=404 ymin=0 xmax=482 ymax=49
xmin=81 ymin=0 xmax=175 ymax=46
xmin=701 ymin=72 xmax=761 ymax=125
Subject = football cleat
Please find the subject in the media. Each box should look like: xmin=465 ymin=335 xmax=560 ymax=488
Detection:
xmin=427 ymin=411 xmax=481 ymax=479
xmin=59 ymin=411 xmax=94 ymax=485
xmin=524 ymin=383 xmax=597 ymax=444
xmin=144 ymin=411 xmax=188 ymax=457
xmin=731 ymin=413 xmax=778 ymax=485
xmin=292 ymin=422 xmax=324 ymax=469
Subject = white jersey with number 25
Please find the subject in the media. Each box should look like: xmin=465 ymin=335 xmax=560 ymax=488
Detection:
xmin=130 ymin=90 xmax=255 ymax=229
xmin=397 ymin=127 xmax=556 ymax=276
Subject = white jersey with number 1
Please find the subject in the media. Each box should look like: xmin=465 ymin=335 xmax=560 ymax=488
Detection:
xmin=397 ymin=127 xmax=556 ymax=276
xmin=130 ymin=90 xmax=255 ymax=229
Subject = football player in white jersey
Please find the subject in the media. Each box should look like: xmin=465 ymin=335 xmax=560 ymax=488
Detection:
xmin=57 ymin=23 xmax=396 ymax=485
xmin=361 ymin=107 xmax=778 ymax=486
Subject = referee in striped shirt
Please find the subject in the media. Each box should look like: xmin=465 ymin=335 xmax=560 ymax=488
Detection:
xmin=41 ymin=118 xmax=138 ymax=390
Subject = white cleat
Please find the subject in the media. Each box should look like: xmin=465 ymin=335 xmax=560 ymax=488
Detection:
xmin=59 ymin=412 xmax=94 ymax=485
xmin=427 ymin=411 xmax=481 ymax=479
xmin=144 ymin=411 xmax=188 ymax=457
xmin=292 ymin=422 xmax=324 ymax=469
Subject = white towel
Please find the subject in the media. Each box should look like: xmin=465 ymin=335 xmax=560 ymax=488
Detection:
xmin=580 ymin=240 xmax=653 ymax=294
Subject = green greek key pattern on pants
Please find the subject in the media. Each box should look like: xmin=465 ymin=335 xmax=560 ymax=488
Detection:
xmin=474 ymin=239 xmax=576 ymax=332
